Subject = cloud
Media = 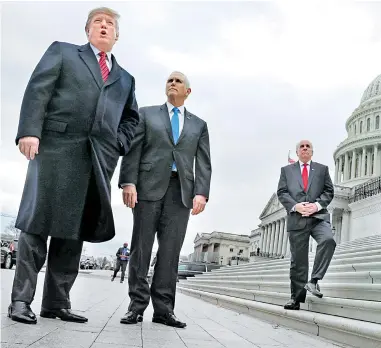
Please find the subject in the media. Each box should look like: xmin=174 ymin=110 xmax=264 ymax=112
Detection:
xmin=148 ymin=1 xmax=381 ymax=91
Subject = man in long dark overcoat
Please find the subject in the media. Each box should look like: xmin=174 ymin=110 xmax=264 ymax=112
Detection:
xmin=8 ymin=7 xmax=139 ymax=324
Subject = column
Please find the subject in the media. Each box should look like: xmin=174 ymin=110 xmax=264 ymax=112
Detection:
xmin=374 ymin=145 xmax=379 ymax=176
xmin=344 ymin=152 xmax=349 ymax=181
xmin=266 ymin=224 xmax=271 ymax=255
xmin=341 ymin=210 xmax=350 ymax=242
xmin=273 ymin=220 xmax=280 ymax=256
xmin=338 ymin=156 xmax=343 ymax=183
xmin=351 ymin=150 xmax=356 ymax=180
xmin=281 ymin=218 xmax=288 ymax=256
xmin=367 ymin=148 xmax=372 ymax=176
xmin=259 ymin=227 xmax=264 ymax=252
xmin=277 ymin=219 xmax=285 ymax=255
xmin=269 ymin=223 xmax=275 ymax=256
xmin=335 ymin=159 xmax=339 ymax=184
xmin=361 ymin=147 xmax=366 ymax=176
xmin=262 ymin=226 xmax=268 ymax=253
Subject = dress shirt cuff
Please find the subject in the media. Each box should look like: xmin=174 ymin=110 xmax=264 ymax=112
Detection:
xmin=120 ymin=183 xmax=135 ymax=188
xmin=315 ymin=202 xmax=322 ymax=211
xmin=290 ymin=205 xmax=296 ymax=213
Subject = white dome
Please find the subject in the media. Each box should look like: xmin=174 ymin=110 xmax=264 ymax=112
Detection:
xmin=360 ymin=74 xmax=381 ymax=104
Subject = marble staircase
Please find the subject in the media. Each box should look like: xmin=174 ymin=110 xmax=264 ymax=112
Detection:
xmin=178 ymin=234 xmax=381 ymax=348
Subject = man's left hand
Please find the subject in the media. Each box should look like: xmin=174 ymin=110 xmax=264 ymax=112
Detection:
xmin=191 ymin=195 xmax=207 ymax=215
xmin=302 ymin=203 xmax=318 ymax=217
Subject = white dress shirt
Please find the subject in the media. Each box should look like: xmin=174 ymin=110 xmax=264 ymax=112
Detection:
xmin=90 ymin=43 xmax=112 ymax=71
xmin=166 ymin=101 xmax=184 ymax=134
xmin=291 ymin=160 xmax=322 ymax=212
xmin=298 ymin=160 xmax=311 ymax=175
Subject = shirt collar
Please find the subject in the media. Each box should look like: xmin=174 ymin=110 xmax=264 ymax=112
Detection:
xmin=299 ymin=160 xmax=311 ymax=167
xmin=89 ymin=43 xmax=112 ymax=62
xmin=166 ymin=101 xmax=185 ymax=115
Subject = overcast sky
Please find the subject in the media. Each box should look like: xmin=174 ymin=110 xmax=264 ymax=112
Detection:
xmin=1 ymin=1 xmax=381 ymax=258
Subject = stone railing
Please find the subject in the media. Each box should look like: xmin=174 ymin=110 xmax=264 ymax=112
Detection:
xmin=350 ymin=176 xmax=381 ymax=203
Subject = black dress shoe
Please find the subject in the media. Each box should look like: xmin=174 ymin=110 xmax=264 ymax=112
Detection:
xmin=8 ymin=301 xmax=37 ymax=324
xmin=305 ymin=281 xmax=323 ymax=298
xmin=120 ymin=310 xmax=143 ymax=324
xmin=284 ymin=299 xmax=300 ymax=310
xmin=152 ymin=313 xmax=186 ymax=328
xmin=40 ymin=308 xmax=88 ymax=323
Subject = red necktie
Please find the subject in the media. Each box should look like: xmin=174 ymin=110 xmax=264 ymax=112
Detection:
xmin=302 ymin=163 xmax=308 ymax=191
xmin=99 ymin=52 xmax=109 ymax=81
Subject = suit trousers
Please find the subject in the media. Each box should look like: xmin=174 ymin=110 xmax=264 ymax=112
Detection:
xmin=128 ymin=176 xmax=190 ymax=315
xmin=11 ymin=232 xmax=83 ymax=309
xmin=113 ymin=259 xmax=128 ymax=281
xmin=289 ymin=218 xmax=336 ymax=303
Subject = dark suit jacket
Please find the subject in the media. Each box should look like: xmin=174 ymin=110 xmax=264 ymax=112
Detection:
xmin=118 ymin=104 xmax=212 ymax=209
xmin=277 ymin=161 xmax=334 ymax=231
xmin=15 ymin=41 xmax=139 ymax=242
xmin=116 ymin=247 xmax=130 ymax=261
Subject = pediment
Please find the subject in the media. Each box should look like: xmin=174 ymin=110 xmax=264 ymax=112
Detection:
xmin=259 ymin=193 xmax=283 ymax=219
xmin=194 ymin=233 xmax=201 ymax=243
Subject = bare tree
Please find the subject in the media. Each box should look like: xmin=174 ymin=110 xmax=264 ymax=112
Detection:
xmin=3 ymin=219 xmax=20 ymax=238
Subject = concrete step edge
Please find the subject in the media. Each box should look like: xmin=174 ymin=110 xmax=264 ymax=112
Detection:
xmin=179 ymin=283 xmax=381 ymax=310
xmin=201 ymin=262 xmax=381 ymax=277
xmin=178 ymin=287 xmax=381 ymax=347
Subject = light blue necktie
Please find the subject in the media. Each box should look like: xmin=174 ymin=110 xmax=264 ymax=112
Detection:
xmin=171 ymin=107 xmax=180 ymax=170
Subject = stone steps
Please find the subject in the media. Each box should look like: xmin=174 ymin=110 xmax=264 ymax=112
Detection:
xmin=178 ymin=234 xmax=381 ymax=347
xmin=178 ymin=287 xmax=381 ymax=348
xmin=179 ymin=283 xmax=381 ymax=324
xmin=208 ymin=252 xmax=381 ymax=275
xmin=181 ymin=279 xmax=381 ymax=301
xmin=199 ymin=261 xmax=381 ymax=277
xmin=194 ymin=270 xmax=381 ymax=284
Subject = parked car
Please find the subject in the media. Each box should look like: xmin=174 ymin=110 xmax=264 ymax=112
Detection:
xmin=79 ymin=255 xmax=96 ymax=269
xmin=177 ymin=262 xmax=222 ymax=280
xmin=1 ymin=235 xmax=18 ymax=269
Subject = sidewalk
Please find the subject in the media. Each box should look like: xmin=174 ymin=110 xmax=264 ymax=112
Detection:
xmin=1 ymin=270 xmax=351 ymax=348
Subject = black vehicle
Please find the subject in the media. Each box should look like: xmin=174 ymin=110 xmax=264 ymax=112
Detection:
xmin=79 ymin=255 xmax=97 ymax=270
xmin=1 ymin=236 xmax=18 ymax=269
xmin=177 ymin=262 xmax=222 ymax=280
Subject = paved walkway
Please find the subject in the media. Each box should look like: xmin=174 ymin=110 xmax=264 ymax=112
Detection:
xmin=1 ymin=269 xmax=351 ymax=348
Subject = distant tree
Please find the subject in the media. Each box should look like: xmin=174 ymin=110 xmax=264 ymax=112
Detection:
xmin=95 ymin=256 xmax=108 ymax=269
xmin=3 ymin=219 xmax=20 ymax=238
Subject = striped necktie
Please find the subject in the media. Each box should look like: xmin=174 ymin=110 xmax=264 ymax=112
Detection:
xmin=99 ymin=52 xmax=109 ymax=81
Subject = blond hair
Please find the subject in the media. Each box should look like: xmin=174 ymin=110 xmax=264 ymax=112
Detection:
xmin=85 ymin=7 xmax=120 ymax=36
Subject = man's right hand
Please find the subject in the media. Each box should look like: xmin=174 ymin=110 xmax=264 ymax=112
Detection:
xmin=294 ymin=202 xmax=310 ymax=216
xmin=18 ymin=136 xmax=40 ymax=160
xmin=122 ymin=185 xmax=138 ymax=208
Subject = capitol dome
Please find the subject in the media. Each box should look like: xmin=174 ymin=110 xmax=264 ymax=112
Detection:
xmin=360 ymin=74 xmax=381 ymax=105
xmin=333 ymin=74 xmax=381 ymax=187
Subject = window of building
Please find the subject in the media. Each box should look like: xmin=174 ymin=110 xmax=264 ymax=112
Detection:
xmin=376 ymin=116 xmax=380 ymax=130
xmin=230 ymin=248 xmax=234 ymax=252
xmin=367 ymin=118 xmax=371 ymax=131
xmin=354 ymin=124 xmax=357 ymax=134
xmin=239 ymin=249 xmax=243 ymax=254
xmin=360 ymin=121 xmax=363 ymax=133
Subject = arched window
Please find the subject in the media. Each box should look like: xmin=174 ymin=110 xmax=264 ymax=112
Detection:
xmin=360 ymin=121 xmax=363 ymax=133
xmin=354 ymin=124 xmax=357 ymax=134
xmin=367 ymin=118 xmax=371 ymax=131
xmin=376 ymin=116 xmax=380 ymax=130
